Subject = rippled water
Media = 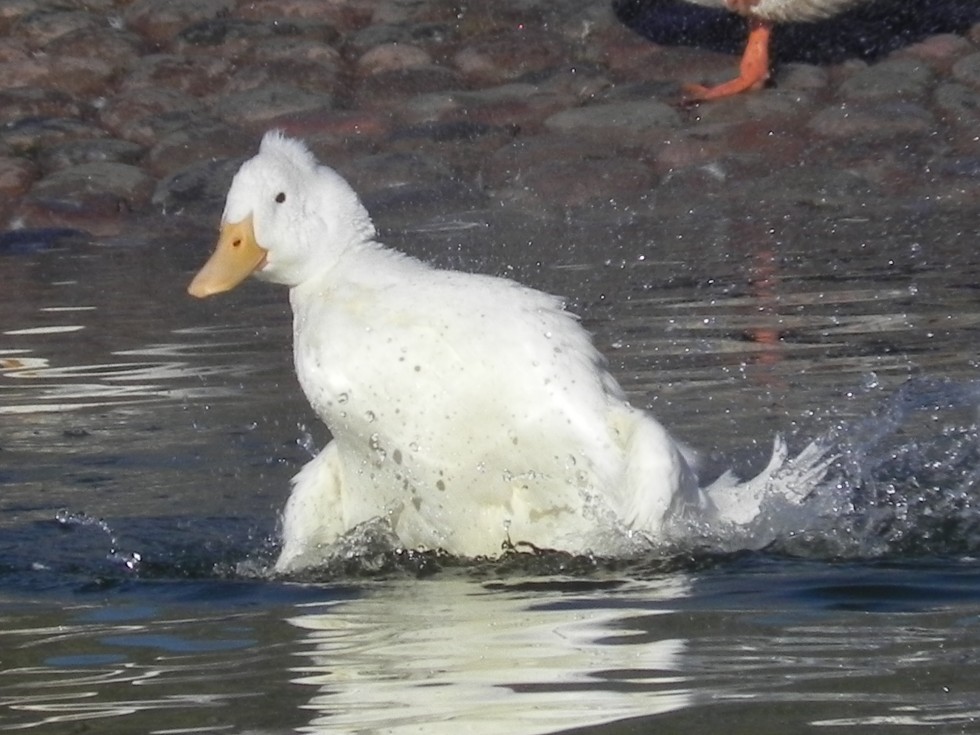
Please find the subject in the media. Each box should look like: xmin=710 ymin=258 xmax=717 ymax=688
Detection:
xmin=1 ymin=201 xmax=979 ymax=733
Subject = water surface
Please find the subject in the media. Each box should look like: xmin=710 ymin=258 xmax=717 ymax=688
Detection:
xmin=1 ymin=201 xmax=978 ymax=733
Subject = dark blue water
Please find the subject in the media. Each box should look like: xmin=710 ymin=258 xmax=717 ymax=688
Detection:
xmin=1 ymin=205 xmax=979 ymax=733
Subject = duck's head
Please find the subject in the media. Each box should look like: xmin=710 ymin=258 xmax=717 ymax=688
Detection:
xmin=188 ymin=131 xmax=376 ymax=297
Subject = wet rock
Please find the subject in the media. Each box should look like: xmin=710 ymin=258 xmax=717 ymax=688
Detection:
xmin=0 ymin=1 xmax=41 ymax=34
xmin=237 ymin=0 xmax=373 ymax=31
xmin=98 ymin=88 xmax=205 ymax=144
xmin=389 ymin=120 xmax=511 ymax=146
xmin=934 ymin=83 xmax=980 ymax=135
xmin=253 ymin=35 xmax=343 ymax=66
xmin=335 ymin=150 xmax=485 ymax=217
xmin=446 ymin=83 xmax=577 ymax=130
xmin=37 ymin=55 xmax=117 ymax=97
xmin=357 ymin=43 xmax=433 ymax=76
xmin=0 ymin=33 xmax=27 ymax=62
xmin=0 ymin=87 xmax=83 ymax=125
xmin=594 ymin=27 xmax=666 ymax=79
xmin=339 ymin=150 xmax=454 ymax=195
xmin=210 ymin=85 xmax=336 ymax=130
xmin=11 ymin=10 xmax=103 ymax=47
xmin=647 ymin=121 xmax=809 ymax=176
xmin=0 ymin=155 xmax=38 ymax=198
xmin=0 ymin=53 xmax=50 ymax=89
xmin=898 ymin=33 xmax=975 ymax=66
xmin=369 ymin=0 xmax=457 ymax=26
xmin=47 ymin=25 xmax=144 ymax=70
xmin=0 ymin=0 xmax=974 ymax=229
xmin=363 ymin=175 xmax=485 ymax=218
xmin=218 ymin=54 xmax=342 ymax=97
xmin=951 ymin=52 xmax=980 ymax=86
xmin=776 ymin=63 xmax=831 ymax=92
xmin=1 ymin=118 xmax=106 ymax=156
xmin=690 ymin=86 xmax=813 ymax=126
xmin=124 ymin=0 xmax=237 ymax=48
xmin=344 ymin=22 xmax=455 ymax=57
xmin=147 ymin=123 xmax=252 ymax=177
xmin=495 ymin=156 xmax=657 ymax=210
xmin=258 ymin=108 xmax=391 ymax=147
xmin=837 ymin=57 xmax=935 ymax=99
xmin=37 ymin=138 xmax=145 ymax=173
xmin=173 ymin=17 xmax=340 ymax=58
xmin=452 ymin=28 xmax=573 ymax=85
xmin=217 ymin=36 xmax=346 ymax=98
xmin=536 ymin=65 xmax=613 ymax=99
xmin=122 ymin=53 xmax=234 ymax=97
xmin=650 ymin=128 xmax=731 ymax=174
xmin=808 ymin=101 xmax=936 ymax=140
xmin=484 ymin=134 xmax=610 ymax=190
xmin=18 ymin=162 xmax=155 ymax=230
xmin=733 ymin=165 xmax=878 ymax=215
xmin=453 ymin=3 xmax=546 ymax=38
xmin=152 ymin=156 xmax=244 ymax=216
xmin=543 ymin=100 xmax=682 ymax=139
xmin=354 ymin=66 xmax=464 ymax=108
xmin=399 ymin=92 xmax=461 ymax=124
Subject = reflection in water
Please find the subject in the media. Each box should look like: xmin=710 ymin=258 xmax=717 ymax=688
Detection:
xmin=288 ymin=577 xmax=693 ymax=734
xmin=2 ymin=568 xmax=980 ymax=734
xmin=0 ymin=328 xmax=249 ymax=415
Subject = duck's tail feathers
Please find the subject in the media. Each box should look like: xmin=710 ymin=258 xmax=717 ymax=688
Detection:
xmin=702 ymin=434 xmax=838 ymax=530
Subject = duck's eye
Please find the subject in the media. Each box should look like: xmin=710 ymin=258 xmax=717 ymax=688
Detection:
xmin=275 ymin=192 xmax=286 ymax=204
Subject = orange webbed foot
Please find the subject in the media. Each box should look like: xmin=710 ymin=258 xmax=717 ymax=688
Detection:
xmin=682 ymin=17 xmax=772 ymax=103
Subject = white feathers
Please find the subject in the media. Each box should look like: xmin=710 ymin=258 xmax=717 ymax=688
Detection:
xmin=211 ymin=133 xmax=831 ymax=571
xmin=682 ymin=0 xmax=866 ymax=24
xmin=259 ymin=129 xmax=319 ymax=172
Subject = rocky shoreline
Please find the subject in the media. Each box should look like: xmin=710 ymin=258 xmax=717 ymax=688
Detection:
xmin=0 ymin=0 xmax=978 ymax=238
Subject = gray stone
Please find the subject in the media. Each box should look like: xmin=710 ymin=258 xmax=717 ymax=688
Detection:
xmin=210 ymin=85 xmax=335 ymax=128
xmin=808 ymin=101 xmax=936 ymax=140
xmin=25 ymin=162 xmax=155 ymax=217
xmin=12 ymin=10 xmax=103 ymax=47
xmin=98 ymin=88 xmax=206 ymax=144
xmin=153 ymin=156 xmax=245 ymax=216
xmin=1 ymin=118 xmax=106 ymax=155
xmin=38 ymin=138 xmax=145 ymax=173
xmin=837 ymin=58 xmax=935 ymax=100
xmin=147 ymin=123 xmax=252 ymax=177
xmin=0 ymin=87 xmax=83 ymax=125
xmin=124 ymin=0 xmax=237 ymax=46
xmin=544 ymin=100 xmax=681 ymax=137
xmin=934 ymin=83 xmax=980 ymax=131
xmin=951 ymin=52 xmax=980 ymax=87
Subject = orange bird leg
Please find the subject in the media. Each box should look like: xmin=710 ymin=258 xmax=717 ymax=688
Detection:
xmin=683 ymin=18 xmax=773 ymax=102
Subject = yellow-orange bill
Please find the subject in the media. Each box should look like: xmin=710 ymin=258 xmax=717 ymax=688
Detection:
xmin=188 ymin=215 xmax=267 ymax=298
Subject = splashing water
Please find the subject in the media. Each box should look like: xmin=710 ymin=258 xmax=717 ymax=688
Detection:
xmin=55 ymin=509 xmax=143 ymax=571
xmin=248 ymin=377 xmax=980 ymax=576
xmin=678 ymin=377 xmax=980 ymax=560
xmin=31 ymin=378 xmax=980 ymax=582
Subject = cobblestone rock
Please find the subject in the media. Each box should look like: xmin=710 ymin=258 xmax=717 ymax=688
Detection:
xmin=0 ymin=0 xmax=974 ymax=234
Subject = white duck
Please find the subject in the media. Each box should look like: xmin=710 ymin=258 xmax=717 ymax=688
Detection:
xmin=188 ymin=132 xmax=816 ymax=572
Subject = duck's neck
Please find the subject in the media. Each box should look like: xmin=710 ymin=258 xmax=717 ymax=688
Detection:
xmin=290 ymin=237 xmax=428 ymax=298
